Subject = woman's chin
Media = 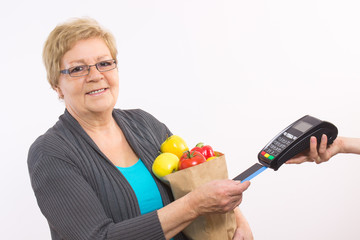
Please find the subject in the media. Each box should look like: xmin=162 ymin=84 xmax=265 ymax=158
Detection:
xmin=86 ymin=101 xmax=115 ymax=114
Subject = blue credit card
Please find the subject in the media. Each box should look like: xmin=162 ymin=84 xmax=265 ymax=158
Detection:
xmin=233 ymin=163 xmax=267 ymax=182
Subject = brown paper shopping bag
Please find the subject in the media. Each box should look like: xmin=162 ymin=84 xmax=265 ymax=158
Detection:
xmin=162 ymin=154 xmax=237 ymax=240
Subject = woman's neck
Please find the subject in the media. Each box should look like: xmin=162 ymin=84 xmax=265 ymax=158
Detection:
xmin=66 ymin=106 xmax=116 ymax=134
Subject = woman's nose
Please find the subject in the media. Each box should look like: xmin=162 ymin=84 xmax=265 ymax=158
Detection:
xmin=86 ymin=65 xmax=103 ymax=82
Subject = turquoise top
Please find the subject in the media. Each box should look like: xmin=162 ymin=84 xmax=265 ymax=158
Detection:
xmin=117 ymin=159 xmax=164 ymax=215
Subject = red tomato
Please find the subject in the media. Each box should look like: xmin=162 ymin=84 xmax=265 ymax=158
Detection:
xmin=179 ymin=150 xmax=206 ymax=170
xmin=191 ymin=142 xmax=215 ymax=159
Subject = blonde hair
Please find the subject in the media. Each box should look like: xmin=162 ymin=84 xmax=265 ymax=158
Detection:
xmin=43 ymin=17 xmax=118 ymax=89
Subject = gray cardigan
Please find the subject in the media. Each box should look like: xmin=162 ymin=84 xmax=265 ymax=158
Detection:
xmin=28 ymin=109 xmax=188 ymax=240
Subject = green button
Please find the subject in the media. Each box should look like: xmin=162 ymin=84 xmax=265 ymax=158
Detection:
xmin=268 ymin=155 xmax=274 ymax=160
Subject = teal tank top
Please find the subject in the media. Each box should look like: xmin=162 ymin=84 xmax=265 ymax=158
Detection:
xmin=117 ymin=160 xmax=174 ymax=240
xmin=117 ymin=159 xmax=164 ymax=215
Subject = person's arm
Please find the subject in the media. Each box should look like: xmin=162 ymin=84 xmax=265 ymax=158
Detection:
xmin=157 ymin=180 xmax=251 ymax=240
xmin=29 ymin=152 xmax=166 ymax=240
xmin=286 ymin=135 xmax=360 ymax=164
xmin=341 ymin=137 xmax=360 ymax=154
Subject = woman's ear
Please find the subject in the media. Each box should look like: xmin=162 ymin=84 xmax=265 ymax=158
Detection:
xmin=55 ymin=86 xmax=64 ymax=99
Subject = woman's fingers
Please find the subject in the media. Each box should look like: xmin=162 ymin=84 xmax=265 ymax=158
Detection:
xmin=234 ymin=180 xmax=251 ymax=194
xmin=193 ymin=179 xmax=250 ymax=215
xmin=229 ymin=181 xmax=250 ymax=207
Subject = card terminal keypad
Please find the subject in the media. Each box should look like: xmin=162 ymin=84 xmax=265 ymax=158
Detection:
xmin=261 ymin=131 xmax=296 ymax=160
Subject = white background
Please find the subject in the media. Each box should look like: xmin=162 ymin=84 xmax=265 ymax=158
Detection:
xmin=1 ymin=0 xmax=359 ymax=239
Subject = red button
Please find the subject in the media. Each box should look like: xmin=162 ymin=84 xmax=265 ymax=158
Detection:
xmin=261 ymin=151 xmax=266 ymax=156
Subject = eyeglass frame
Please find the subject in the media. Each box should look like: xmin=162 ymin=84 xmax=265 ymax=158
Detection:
xmin=60 ymin=59 xmax=117 ymax=77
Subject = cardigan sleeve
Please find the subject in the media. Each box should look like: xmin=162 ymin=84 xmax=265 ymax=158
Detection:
xmin=28 ymin=141 xmax=166 ymax=240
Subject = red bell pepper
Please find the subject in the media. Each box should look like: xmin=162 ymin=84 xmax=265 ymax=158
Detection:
xmin=191 ymin=142 xmax=215 ymax=160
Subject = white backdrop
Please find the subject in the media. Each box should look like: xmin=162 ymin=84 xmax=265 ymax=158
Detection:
xmin=1 ymin=0 xmax=359 ymax=239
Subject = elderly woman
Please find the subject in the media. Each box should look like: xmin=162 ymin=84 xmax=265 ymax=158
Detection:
xmin=28 ymin=18 xmax=253 ymax=240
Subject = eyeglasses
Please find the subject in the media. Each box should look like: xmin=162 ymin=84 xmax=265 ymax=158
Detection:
xmin=60 ymin=59 xmax=117 ymax=77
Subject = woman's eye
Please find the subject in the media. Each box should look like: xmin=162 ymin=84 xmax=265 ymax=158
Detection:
xmin=99 ymin=61 xmax=112 ymax=67
xmin=70 ymin=66 xmax=85 ymax=73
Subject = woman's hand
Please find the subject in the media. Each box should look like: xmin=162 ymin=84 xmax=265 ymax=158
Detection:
xmin=188 ymin=179 xmax=251 ymax=217
xmin=233 ymin=227 xmax=253 ymax=240
xmin=232 ymin=208 xmax=254 ymax=240
xmin=158 ymin=179 xmax=250 ymax=240
xmin=286 ymin=135 xmax=344 ymax=164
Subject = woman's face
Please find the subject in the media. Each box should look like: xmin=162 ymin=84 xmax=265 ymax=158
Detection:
xmin=57 ymin=38 xmax=119 ymax=119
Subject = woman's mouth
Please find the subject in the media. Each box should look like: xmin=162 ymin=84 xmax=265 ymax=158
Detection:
xmin=87 ymin=88 xmax=107 ymax=95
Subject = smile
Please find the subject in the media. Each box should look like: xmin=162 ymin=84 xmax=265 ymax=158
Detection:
xmin=87 ymin=88 xmax=107 ymax=95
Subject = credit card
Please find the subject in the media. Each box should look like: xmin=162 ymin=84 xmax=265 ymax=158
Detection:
xmin=233 ymin=163 xmax=267 ymax=182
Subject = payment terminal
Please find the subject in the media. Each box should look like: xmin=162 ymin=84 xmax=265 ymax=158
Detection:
xmin=233 ymin=115 xmax=338 ymax=182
